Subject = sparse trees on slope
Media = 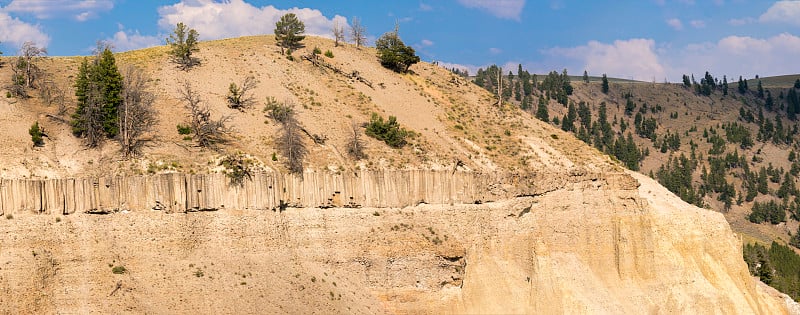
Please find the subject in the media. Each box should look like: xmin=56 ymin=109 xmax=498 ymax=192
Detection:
xmin=9 ymin=42 xmax=47 ymax=98
xmin=265 ymin=99 xmax=307 ymax=173
xmin=347 ymin=121 xmax=366 ymax=160
xmin=375 ymin=27 xmax=419 ymax=73
xmin=118 ymin=65 xmax=157 ymax=157
xmin=274 ymin=13 xmax=306 ymax=55
xmin=166 ymin=22 xmax=200 ymax=70
xmin=178 ymin=81 xmax=230 ymax=148
xmin=350 ymin=17 xmax=366 ymax=48
xmin=332 ymin=20 xmax=346 ymax=47
xmin=226 ymin=76 xmax=258 ymax=111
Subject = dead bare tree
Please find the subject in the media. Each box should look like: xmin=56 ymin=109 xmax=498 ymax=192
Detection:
xmin=332 ymin=20 xmax=346 ymax=47
xmin=9 ymin=41 xmax=47 ymax=98
xmin=266 ymin=99 xmax=307 ymax=173
xmin=118 ymin=65 xmax=158 ymax=157
xmin=226 ymin=76 xmax=258 ymax=111
xmin=278 ymin=117 xmax=307 ymax=174
xmin=79 ymin=80 xmax=106 ymax=148
xmin=38 ymin=73 xmax=68 ymax=115
xmin=178 ymin=81 xmax=230 ymax=149
xmin=346 ymin=120 xmax=366 ymax=160
xmin=497 ymin=66 xmax=503 ymax=107
xmin=350 ymin=17 xmax=366 ymax=48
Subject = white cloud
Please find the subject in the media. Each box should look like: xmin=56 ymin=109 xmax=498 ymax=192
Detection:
xmin=489 ymin=47 xmax=502 ymax=54
xmin=689 ymin=20 xmax=705 ymax=28
xmin=419 ymin=3 xmax=433 ymax=11
xmin=3 ymin=0 xmax=113 ymax=21
xmin=666 ymin=18 xmax=683 ymax=30
xmin=0 ymin=12 xmax=50 ymax=49
xmin=545 ymin=38 xmax=665 ymax=81
xmin=420 ymin=39 xmax=434 ymax=47
xmin=457 ymin=0 xmax=525 ymax=20
xmin=760 ymin=1 xmax=800 ymax=25
xmin=157 ymin=0 xmax=348 ymax=41
xmin=671 ymin=33 xmax=800 ymax=79
xmin=107 ymin=26 xmax=161 ymax=53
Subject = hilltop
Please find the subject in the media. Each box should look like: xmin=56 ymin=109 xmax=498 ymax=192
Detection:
xmin=0 ymin=35 xmax=796 ymax=313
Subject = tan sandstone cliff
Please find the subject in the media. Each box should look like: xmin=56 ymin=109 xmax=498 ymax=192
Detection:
xmin=0 ymin=169 xmax=796 ymax=314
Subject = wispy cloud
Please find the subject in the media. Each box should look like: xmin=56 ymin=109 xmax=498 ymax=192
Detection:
xmin=3 ymin=0 xmax=113 ymax=21
xmin=689 ymin=20 xmax=705 ymax=28
xmin=457 ymin=0 xmax=525 ymax=20
xmin=666 ymin=18 xmax=683 ymax=30
xmin=759 ymin=1 xmax=800 ymax=25
xmin=728 ymin=17 xmax=754 ymax=26
xmin=489 ymin=47 xmax=502 ymax=54
xmin=419 ymin=3 xmax=433 ymax=11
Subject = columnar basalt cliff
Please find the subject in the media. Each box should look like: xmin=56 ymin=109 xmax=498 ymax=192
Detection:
xmin=0 ymin=170 xmax=611 ymax=215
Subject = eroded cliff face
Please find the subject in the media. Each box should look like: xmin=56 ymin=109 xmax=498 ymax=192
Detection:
xmin=0 ymin=170 xmax=793 ymax=314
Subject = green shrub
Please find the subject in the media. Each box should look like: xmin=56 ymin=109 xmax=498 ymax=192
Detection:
xmin=29 ymin=121 xmax=44 ymax=146
xmin=219 ymin=153 xmax=253 ymax=186
xmin=365 ymin=113 xmax=408 ymax=148
xmin=312 ymin=46 xmax=322 ymax=55
xmin=111 ymin=265 xmax=127 ymax=274
xmin=176 ymin=124 xmax=192 ymax=135
xmin=324 ymin=50 xmax=334 ymax=58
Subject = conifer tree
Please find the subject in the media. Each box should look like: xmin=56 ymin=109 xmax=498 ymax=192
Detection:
xmin=70 ymin=48 xmax=122 ymax=146
xmin=274 ymin=13 xmax=306 ymax=55
xmin=166 ymin=22 xmax=200 ymax=69
xmin=535 ymin=96 xmax=549 ymax=122
xmin=601 ymin=74 xmax=609 ymax=94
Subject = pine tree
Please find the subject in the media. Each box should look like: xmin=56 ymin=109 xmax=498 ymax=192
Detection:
xmin=535 ymin=96 xmax=549 ymax=122
xmin=375 ymin=27 xmax=420 ymax=73
xmin=722 ymin=75 xmax=729 ymax=96
xmin=97 ymin=49 xmax=123 ymax=137
xmin=737 ymin=76 xmax=745 ymax=94
xmin=166 ymin=22 xmax=200 ymax=69
xmin=582 ymin=70 xmax=589 ymax=83
xmin=70 ymin=48 xmax=122 ymax=146
xmin=757 ymin=80 xmax=765 ymax=99
xmin=601 ymin=74 xmax=609 ymax=94
xmin=274 ymin=13 xmax=306 ymax=55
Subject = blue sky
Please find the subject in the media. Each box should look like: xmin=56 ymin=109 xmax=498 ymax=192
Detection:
xmin=0 ymin=0 xmax=797 ymax=81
